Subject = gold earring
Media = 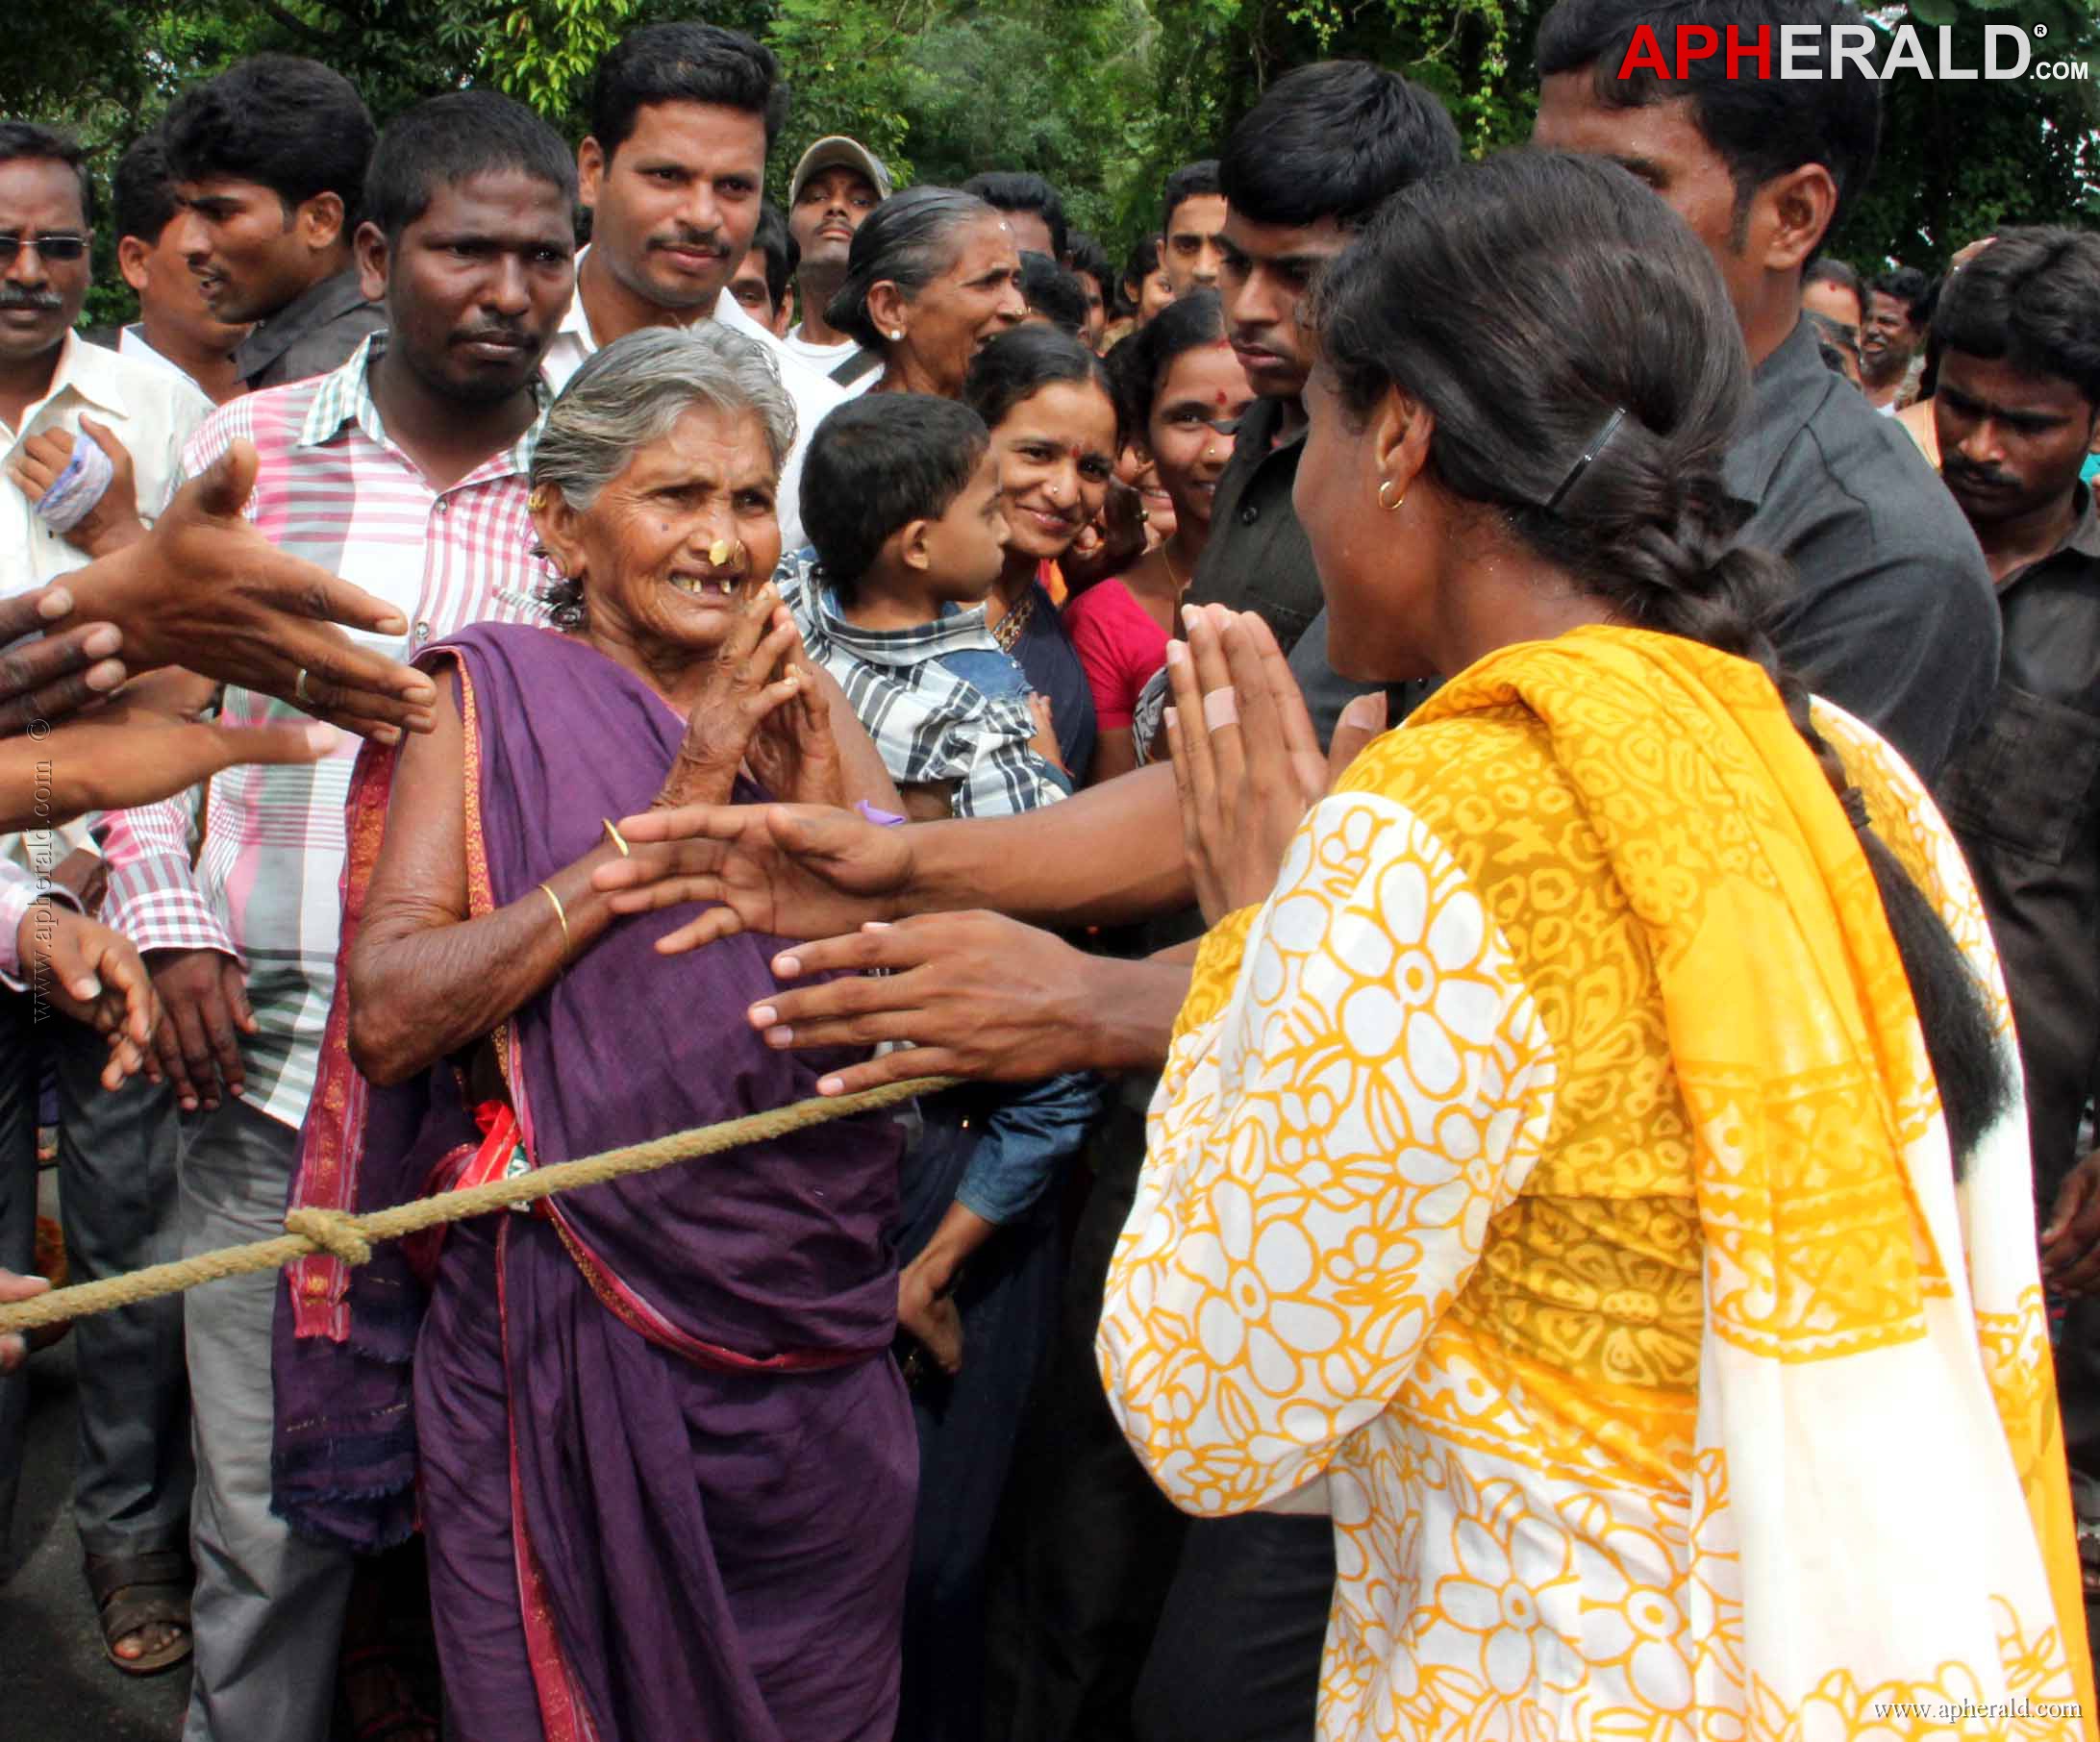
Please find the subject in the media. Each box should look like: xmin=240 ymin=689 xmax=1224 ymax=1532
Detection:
xmin=1377 ymin=477 xmax=1406 ymax=512
xmin=529 ymin=485 xmax=550 ymax=513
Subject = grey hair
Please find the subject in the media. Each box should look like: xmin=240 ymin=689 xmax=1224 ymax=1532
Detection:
xmin=825 ymin=186 xmax=997 ymax=353
xmin=533 ymin=324 xmax=797 ymax=628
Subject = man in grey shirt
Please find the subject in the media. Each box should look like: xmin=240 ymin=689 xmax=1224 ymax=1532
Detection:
xmin=164 ymin=56 xmax=386 ymax=392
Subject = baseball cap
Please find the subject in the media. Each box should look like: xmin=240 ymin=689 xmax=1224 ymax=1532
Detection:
xmin=788 ymin=137 xmax=893 ymax=206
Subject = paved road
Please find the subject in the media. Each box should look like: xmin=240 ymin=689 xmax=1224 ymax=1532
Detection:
xmin=0 ymin=1336 xmax=188 ymax=1742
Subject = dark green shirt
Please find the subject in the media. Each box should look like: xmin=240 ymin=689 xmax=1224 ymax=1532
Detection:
xmin=233 ymin=267 xmax=388 ymax=393
xmin=1205 ymin=320 xmax=2003 ymax=765
xmin=1188 ymin=394 xmax=1421 ymax=743
xmin=1187 ymin=395 xmax=1321 ymax=644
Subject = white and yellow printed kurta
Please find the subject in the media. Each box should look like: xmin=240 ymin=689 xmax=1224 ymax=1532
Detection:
xmin=1099 ymin=628 xmax=2095 ymax=1741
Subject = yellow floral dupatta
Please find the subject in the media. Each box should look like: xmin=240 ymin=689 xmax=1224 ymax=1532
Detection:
xmin=1409 ymin=626 xmax=2093 ymax=1735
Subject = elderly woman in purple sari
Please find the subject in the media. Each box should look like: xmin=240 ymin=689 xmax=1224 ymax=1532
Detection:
xmin=270 ymin=326 xmax=912 ymax=1742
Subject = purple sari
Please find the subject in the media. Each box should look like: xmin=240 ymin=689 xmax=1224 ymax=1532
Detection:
xmin=273 ymin=623 xmax=912 ymax=1741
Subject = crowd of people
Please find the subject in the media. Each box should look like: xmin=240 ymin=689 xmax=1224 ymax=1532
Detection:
xmin=2 ymin=1 xmax=2099 ymax=1738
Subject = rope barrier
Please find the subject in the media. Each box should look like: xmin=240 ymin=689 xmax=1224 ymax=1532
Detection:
xmin=0 ymin=1075 xmax=957 ymax=1335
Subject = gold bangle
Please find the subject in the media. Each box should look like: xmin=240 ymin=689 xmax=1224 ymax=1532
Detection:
xmin=601 ymin=817 xmax=631 ymax=858
xmin=538 ymin=881 xmax=572 ymax=955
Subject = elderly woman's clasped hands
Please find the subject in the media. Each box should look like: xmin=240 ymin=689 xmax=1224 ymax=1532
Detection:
xmin=653 ymin=575 xmax=846 ymax=814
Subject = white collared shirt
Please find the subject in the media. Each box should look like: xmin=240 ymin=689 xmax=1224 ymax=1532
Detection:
xmin=1 ymin=331 xmax=212 ymax=592
xmin=542 ymin=255 xmax=844 ymax=551
xmin=117 ymin=322 xmax=208 ymax=395
xmin=0 ymin=336 xmax=208 ymax=883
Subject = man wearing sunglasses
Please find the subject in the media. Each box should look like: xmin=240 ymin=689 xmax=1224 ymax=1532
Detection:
xmin=0 ymin=124 xmax=211 ymax=578
xmin=0 ymin=118 xmax=213 ymax=1684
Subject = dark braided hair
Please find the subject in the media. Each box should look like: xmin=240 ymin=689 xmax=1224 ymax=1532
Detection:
xmin=1311 ymin=150 xmax=2009 ymax=1171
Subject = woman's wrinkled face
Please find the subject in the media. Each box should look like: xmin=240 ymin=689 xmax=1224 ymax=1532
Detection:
xmin=1144 ymin=338 xmax=1253 ymax=532
xmin=540 ymin=402 xmax=784 ymax=659
xmin=894 ymin=213 xmax=1026 ymax=395
xmin=989 ymin=380 xmax=1119 ymax=561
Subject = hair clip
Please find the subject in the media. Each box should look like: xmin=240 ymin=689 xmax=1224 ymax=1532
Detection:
xmin=1545 ymin=407 xmax=1628 ymax=513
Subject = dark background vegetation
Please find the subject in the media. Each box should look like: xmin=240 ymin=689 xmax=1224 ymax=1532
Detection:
xmin=10 ymin=0 xmax=2097 ymax=329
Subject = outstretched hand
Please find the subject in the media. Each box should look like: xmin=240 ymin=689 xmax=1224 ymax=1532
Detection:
xmin=0 ymin=670 xmax=340 ymax=834
xmin=53 ymin=440 xmax=438 ymax=740
xmin=0 ymin=585 xmax=127 ymax=738
xmin=591 ymin=801 xmax=914 ymax=954
xmin=742 ymin=910 xmax=1105 ymax=1096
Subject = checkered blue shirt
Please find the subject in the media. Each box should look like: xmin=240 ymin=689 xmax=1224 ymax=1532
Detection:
xmin=778 ymin=550 xmax=1070 ymax=819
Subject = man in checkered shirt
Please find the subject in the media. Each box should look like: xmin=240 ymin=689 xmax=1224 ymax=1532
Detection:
xmin=92 ymin=93 xmax=578 ymax=1742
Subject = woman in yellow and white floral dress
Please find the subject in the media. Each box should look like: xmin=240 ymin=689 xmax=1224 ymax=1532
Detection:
xmin=1099 ymin=152 xmax=2097 ymax=1741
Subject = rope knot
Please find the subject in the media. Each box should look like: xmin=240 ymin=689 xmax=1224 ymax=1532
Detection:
xmin=285 ymin=1208 xmax=373 ymax=1268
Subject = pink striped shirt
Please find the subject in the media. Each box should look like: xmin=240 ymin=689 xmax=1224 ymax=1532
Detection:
xmin=95 ymin=335 xmax=549 ymax=1129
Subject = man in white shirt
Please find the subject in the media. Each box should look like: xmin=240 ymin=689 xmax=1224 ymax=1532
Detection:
xmin=541 ymin=20 xmax=844 ymax=551
xmin=782 ymin=135 xmax=890 ymax=380
xmin=0 ymin=118 xmax=209 ymax=1680
xmin=111 ymin=131 xmax=249 ymax=405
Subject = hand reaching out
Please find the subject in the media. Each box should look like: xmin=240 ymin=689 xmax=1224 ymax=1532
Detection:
xmin=52 ymin=440 xmax=439 ymax=740
xmin=0 ymin=670 xmax=339 ymax=834
xmin=592 ymin=801 xmax=915 ymax=955
xmin=0 ymin=585 xmax=127 ymax=737
xmin=898 ymin=1255 xmax=964 ymax=1378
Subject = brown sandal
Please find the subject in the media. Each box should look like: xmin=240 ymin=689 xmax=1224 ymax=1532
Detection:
xmin=85 ymin=1549 xmax=193 ymax=1676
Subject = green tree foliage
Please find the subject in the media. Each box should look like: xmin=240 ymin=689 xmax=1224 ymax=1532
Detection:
xmin=1828 ymin=1 xmax=2100 ymax=264
xmin=2 ymin=0 xmax=2092 ymax=331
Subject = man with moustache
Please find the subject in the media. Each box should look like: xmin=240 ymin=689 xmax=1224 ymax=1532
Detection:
xmin=162 ymin=55 xmax=383 ymax=393
xmin=93 ymin=91 xmax=578 ymax=1742
xmin=1862 ymin=264 xmax=1934 ymax=412
xmin=543 ymin=21 xmax=844 ymax=549
xmin=782 ymin=134 xmax=891 ymax=378
xmin=1930 ymin=231 xmax=2100 ymax=1361
xmin=112 ymin=131 xmax=251 ymax=405
xmin=0 ymin=116 xmax=214 ymax=1681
